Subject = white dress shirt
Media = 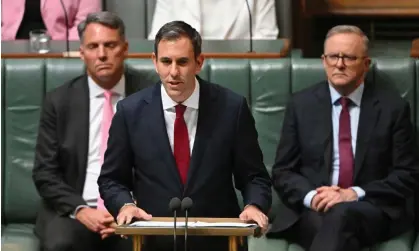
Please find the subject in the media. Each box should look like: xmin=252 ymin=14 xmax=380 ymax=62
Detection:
xmin=303 ymin=83 xmax=366 ymax=208
xmin=82 ymin=76 xmax=125 ymax=206
xmin=148 ymin=0 xmax=279 ymax=40
xmin=161 ymin=79 xmax=200 ymax=154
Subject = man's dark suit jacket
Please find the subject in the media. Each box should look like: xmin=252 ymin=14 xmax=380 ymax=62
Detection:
xmin=32 ymin=68 xmax=153 ymax=239
xmin=98 ymin=77 xmax=272 ymax=251
xmin=269 ymin=80 xmax=419 ymax=239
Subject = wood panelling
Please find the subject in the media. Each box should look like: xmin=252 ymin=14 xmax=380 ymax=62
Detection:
xmin=411 ymin=38 xmax=419 ymax=58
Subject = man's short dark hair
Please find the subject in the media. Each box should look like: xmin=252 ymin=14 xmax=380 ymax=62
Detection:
xmin=153 ymin=21 xmax=202 ymax=58
xmin=77 ymin=11 xmax=125 ymax=41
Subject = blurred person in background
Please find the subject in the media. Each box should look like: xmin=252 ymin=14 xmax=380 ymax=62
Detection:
xmin=2 ymin=0 xmax=101 ymax=40
xmin=148 ymin=0 xmax=278 ymax=40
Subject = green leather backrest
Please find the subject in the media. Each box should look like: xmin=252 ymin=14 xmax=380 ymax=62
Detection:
xmin=3 ymin=59 xmax=44 ymax=223
xmin=125 ymin=59 xmax=159 ymax=84
xmin=45 ymin=59 xmax=85 ymax=91
xmin=291 ymin=58 xmax=326 ymax=93
xmin=373 ymin=58 xmax=417 ymax=123
xmin=250 ymin=59 xmax=291 ymax=221
xmin=207 ymin=59 xmax=250 ymax=101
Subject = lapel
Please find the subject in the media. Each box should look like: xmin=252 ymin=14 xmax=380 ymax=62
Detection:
xmin=314 ymin=82 xmax=333 ymax=182
xmin=67 ymin=76 xmax=89 ymax=187
xmin=184 ymin=78 xmax=219 ymax=193
xmin=354 ymin=82 xmax=380 ymax=180
xmin=143 ymin=84 xmax=183 ymax=189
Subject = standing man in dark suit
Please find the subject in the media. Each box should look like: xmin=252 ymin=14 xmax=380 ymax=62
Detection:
xmin=32 ymin=12 xmax=152 ymax=251
xmin=98 ymin=21 xmax=272 ymax=251
xmin=268 ymin=25 xmax=419 ymax=251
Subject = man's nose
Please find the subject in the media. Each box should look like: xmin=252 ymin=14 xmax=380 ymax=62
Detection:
xmin=170 ymin=64 xmax=179 ymax=77
xmin=97 ymin=46 xmax=108 ymax=61
xmin=335 ymin=57 xmax=345 ymax=69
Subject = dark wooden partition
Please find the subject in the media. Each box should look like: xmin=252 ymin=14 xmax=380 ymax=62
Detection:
xmin=294 ymin=0 xmax=419 ymax=57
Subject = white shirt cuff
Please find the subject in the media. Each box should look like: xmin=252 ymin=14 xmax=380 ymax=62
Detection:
xmin=350 ymin=186 xmax=366 ymax=200
xmin=303 ymin=190 xmax=318 ymax=208
xmin=69 ymin=205 xmax=89 ymax=219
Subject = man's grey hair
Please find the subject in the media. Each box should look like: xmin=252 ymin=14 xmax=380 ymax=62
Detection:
xmin=77 ymin=11 xmax=125 ymax=41
xmin=324 ymin=25 xmax=369 ymax=55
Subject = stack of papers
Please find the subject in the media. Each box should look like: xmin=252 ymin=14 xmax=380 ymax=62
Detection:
xmin=129 ymin=221 xmax=257 ymax=228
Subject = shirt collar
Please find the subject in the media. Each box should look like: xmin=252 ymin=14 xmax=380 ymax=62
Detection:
xmin=329 ymin=82 xmax=364 ymax=107
xmin=161 ymin=78 xmax=200 ymax=110
xmin=87 ymin=75 xmax=125 ymax=98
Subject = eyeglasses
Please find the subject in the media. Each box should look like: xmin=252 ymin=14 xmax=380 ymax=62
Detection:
xmin=322 ymin=54 xmax=367 ymax=66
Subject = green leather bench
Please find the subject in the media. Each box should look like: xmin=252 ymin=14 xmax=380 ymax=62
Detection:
xmin=1 ymin=58 xmax=419 ymax=251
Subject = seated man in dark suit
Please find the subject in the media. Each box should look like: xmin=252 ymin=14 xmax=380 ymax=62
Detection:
xmin=98 ymin=20 xmax=272 ymax=251
xmin=32 ymin=11 xmax=152 ymax=251
xmin=268 ymin=25 xmax=419 ymax=251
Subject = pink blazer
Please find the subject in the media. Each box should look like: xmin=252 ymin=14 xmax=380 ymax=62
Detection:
xmin=1 ymin=0 xmax=101 ymax=40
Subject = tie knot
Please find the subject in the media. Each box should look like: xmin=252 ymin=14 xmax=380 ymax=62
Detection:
xmin=104 ymin=90 xmax=113 ymax=100
xmin=175 ymin=104 xmax=187 ymax=117
xmin=340 ymin=97 xmax=351 ymax=109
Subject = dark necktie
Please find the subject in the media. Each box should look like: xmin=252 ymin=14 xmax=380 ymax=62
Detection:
xmin=174 ymin=104 xmax=190 ymax=184
xmin=338 ymin=97 xmax=354 ymax=188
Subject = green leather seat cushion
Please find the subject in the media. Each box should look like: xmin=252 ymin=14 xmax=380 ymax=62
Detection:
xmin=1 ymin=224 xmax=39 ymax=251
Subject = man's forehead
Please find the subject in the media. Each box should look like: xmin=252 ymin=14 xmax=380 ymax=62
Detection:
xmin=158 ymin=55 xmax=191 ymax=60
xmin=84 ymin=23 xmax=120 ymax=37
xmin=325 ymin=36 xmax=363 ymax=52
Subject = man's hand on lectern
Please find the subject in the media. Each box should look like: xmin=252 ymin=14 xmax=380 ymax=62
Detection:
xmin=239 ymin=205 xmax=269 ymax=235
xmin=117 ymin=205 xmax=152 ymax=225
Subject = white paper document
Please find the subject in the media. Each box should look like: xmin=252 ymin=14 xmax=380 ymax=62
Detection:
xmin=129 ymin=221 xmax=257 ymax=228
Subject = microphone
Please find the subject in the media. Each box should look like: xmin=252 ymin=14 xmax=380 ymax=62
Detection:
xmin=59 ymin=0 xmax=70 ymax=55
xmin=181 ymin=197 xmax=193 ymax=251
xmin=169 ymin=197 xmax=182 ymax=251
xmin=244 ymin=0 xmax=253 ymax=52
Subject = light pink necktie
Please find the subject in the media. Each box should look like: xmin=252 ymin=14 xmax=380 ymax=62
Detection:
xmin=97 ymin=90 xmax=114 ymax=211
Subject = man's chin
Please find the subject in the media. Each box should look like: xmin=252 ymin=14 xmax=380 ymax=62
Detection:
xmin=96 ymin=73 xmax=114 ymax=82
xmin=330 ymin=78 xmax=350 ymax=87
xmin=167 ymin=88 xmax=183 ymax=96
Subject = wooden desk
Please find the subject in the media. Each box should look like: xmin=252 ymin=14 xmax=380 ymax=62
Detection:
xmin=1 ymin=39 xmax=290 ymax=59
xmin=411 ymin=38 xmax=419 ymax=58
xmin=116 ymin=217 xmax=259 ymax=251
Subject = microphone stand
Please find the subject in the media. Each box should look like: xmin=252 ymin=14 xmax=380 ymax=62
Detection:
xmin=169 ymin=197 xmax=181 ymax=251
xmin=184 ymin=208 xmax=189 ymax=251
xmin=245 ymin=0 xmax=253 ymax=52
xmin=181 ymin=197 xmax=193 ymax=251
xmin=174 ymin=209 xmax=178 ymax=251
xmin=59 ymin=0 xmax=70 ymax=55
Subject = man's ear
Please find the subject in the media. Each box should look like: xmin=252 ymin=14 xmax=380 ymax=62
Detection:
xmin=152 ymin=52 xmax=158 ymax=73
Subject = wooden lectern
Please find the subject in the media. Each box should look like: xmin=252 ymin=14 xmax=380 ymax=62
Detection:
xmin=116 ymin=217 xmax=260 ymax=251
